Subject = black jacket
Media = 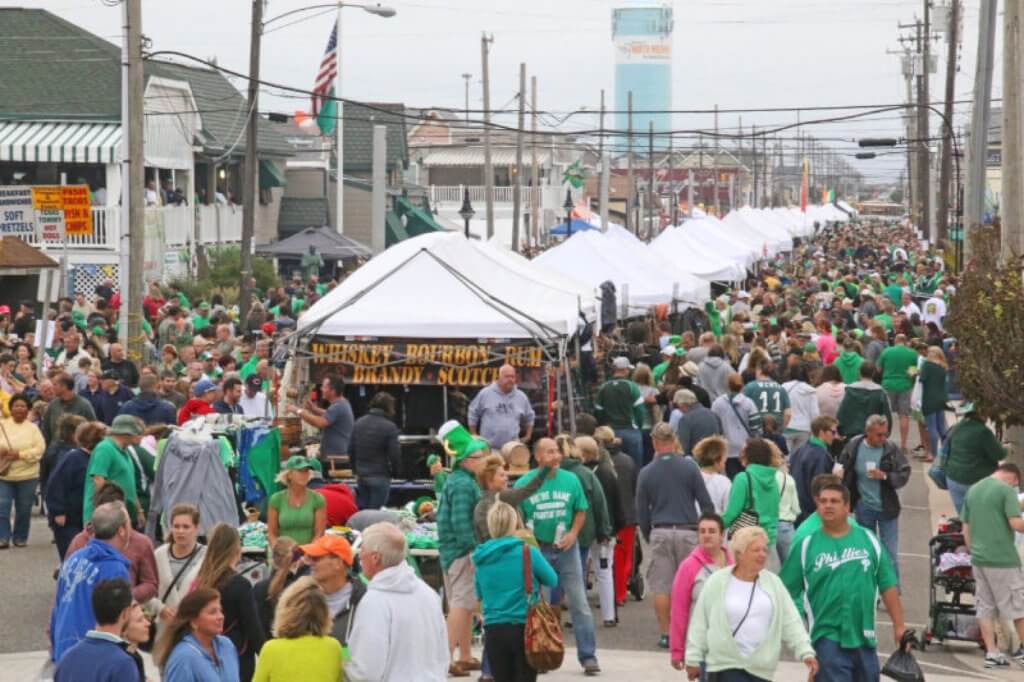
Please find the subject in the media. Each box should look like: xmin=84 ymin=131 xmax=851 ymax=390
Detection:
xmin=788 ymin=440 xmax=833 ymax=525
xmin=329 ymin=577 xmax=367 ymax=645
xmin=219 ymin=573 xmax=266 ymax=681
xmin=118 ymin=392 xmax=177 ymax=426
xmin=586 ymin=459 xmax=626 ymax=533
xmin=838 ymin=435 xmax=911 ymax=520
xmin=350 ymin=409 xmax=401 ymax=479
xmin=609 ymin=449 xmax=637 ymax=526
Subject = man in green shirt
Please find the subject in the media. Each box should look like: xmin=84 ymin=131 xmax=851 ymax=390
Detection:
xmin=961 ymin=463 xmax=1024 ymax=668
xmin=876 ymin=334 xmax=918 ymax=452
xmin=192 ymin=302 xmax=212 ymax=333
xmin=742 ymin=363 xmax=791 ymax=428
xmin=942 ymin=404 xmax=1007 ymax=513
xmin=594 ymin=357 xmax=646 ymax=466
xmin=651 ymin=345 xmax=679 ymax=385
xmin=515 ymin=437 xmax=599 ymax=675
xmin=83 ymin=415 xmax=144 ymax=527
xmin=781 ymin=480 xmax=905 ymax=680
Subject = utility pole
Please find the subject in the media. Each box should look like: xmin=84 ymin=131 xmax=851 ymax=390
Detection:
xmin=599 ymin=89 xmax=609 ymax=231
xmin=752 ymin=125 xmax=759 ymax=208
xmin=627 ymin=91 xmax=635 ymax=235
xmin=122 ymin=0 xmax=144 ymax=362
xmin=713 ymin=104 xmax=721 ymax=216
xmin=530 ymin=76 xmax=539 ymax=247
xmin=239 ymin=0 xmax=261 ymax=331
xmin=1004 ymin=0 xmax=1023 ymax=259
xmin=667 ymin=129 xmax=675 ymax=225
xmin=511 ymin=62 xmax=525 ymax=251
xmin=964 ymin=0 xmax=998 ymax=261
xmin=461 ymin=73 xmax=471 ymax=122
xmin=648 ymin=121 xmax=655 ymax=240
xmin=937 ymin=0 xmax=959 ymax=242
xmin=762 ymin=133 xmax=768 ymax=206
xmin=923 ymin=0 xmax=933 ymax=240
xmin=481 ymin=33 xmax=494 ymax=239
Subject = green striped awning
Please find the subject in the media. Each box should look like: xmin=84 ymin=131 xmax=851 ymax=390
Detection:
xmin=0 ymin=121 xmax=122 ymax=164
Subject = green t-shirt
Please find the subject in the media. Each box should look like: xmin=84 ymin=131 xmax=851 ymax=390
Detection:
xmin=873 ymin=313 xmax=893 ymax=332
xmin=268 ymin=489 xmax=325 ymax=545
xmin=961 ymin=477 xmax=1023 ymax=568
xmin=652 ymin=360 xmax=671 ymax=384
xmin=83 ymin=438 xmax=139 ymax=522
xmin=742 ymin=379 xmax=791 ymax=425
xmin=239 ymin=356 xmax=259 ymax=380
xmin=192 ymin=314 xmax=211 ymax=332
xmin=514 ymin=468 xmax=589 ymax=545
xmin=781 ymin=524 xmax=898 ymax=649
xmin=791 ymin=512 xmax=860 ymax=549
xmin=883 ymin=283 xmax=903 ymax=306
xmin=877 ymin=345 xmax=918 ymax=393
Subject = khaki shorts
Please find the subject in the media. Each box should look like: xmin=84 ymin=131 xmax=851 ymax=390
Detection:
xmin=887 ymin=390 xmax=911 ymax=417
xmin=646 ymin=528 xmax=697 ymax=595
xmin=443 ymin=554 xmax=479 ymax=611
xmin=974 ymin=565 xmax=1024 ymax=621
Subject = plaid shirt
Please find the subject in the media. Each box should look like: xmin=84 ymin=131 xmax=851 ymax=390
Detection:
xmin=436 ymin=467 xmax=481 ymax=571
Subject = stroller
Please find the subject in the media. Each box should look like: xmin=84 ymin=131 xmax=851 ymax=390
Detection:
xmin=921 ymin=517 xmax=980 ymax=649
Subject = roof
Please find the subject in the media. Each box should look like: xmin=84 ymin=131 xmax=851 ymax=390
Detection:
xmin=0 ymin=120 xmax=121 ymax=163
xmin=255 ymin=226 xmax=371 ymax=260
xmin=0 ymin=236 xmax=59 ymax=269
xmin=338 ymin=102 xmax=409 ymax=172
xmin=0 ymin=8 xmax=290 ymax=158
xmin=277 ymin=197 xmax=330 ymax=235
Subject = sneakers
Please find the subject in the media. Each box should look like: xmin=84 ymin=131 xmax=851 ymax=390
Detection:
xmin=657 ymin=634 xmax=669 ymax=649
xmin=984 ymin=652 xmax=1009 ymax=668
xmin=1012 ymin=646 xmax=1024 ymax=666
xmin=582 ymin=659 xmax=601 ymax=676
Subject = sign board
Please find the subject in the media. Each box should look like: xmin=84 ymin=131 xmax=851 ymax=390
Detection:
xmin=0 ymin=186 xmax=37 ymax=236
xmin=31 ymin=186 xmax=64 ymax=211
xmin=61 ymin=186 xmax=93 ymax=236
xmin=309 ymin=338 xmax=547 ymax=387
xmin=615 ymin=36 xmax=672 ymax=64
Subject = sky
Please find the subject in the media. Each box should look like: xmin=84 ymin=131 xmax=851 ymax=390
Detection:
xmin=31 ymin=0 xmax=1003 ymax=183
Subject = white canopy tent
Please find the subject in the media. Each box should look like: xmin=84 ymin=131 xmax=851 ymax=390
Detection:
xmin=723 ymin=210 xmax=793 ymax=255
xmin=649 ymin=223 xmax=747 ymax=281
xmin=600 ymin=224 xmax=711 ymax=303
xmin=678 ymin=216 xmax=761 ymax=267
xmin=296 ymin=232 xmax=585 ymax=340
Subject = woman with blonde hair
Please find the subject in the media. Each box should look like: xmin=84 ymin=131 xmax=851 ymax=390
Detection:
xmin=684 ymin=526 xmax=816 ymax=681
xmin=252 ymin=576 xmax=343 ymax=682
xmin=194 ymin=523 xmax=264 ymax=681
xmin=253 ymin=537 xmax=300 ymax=639
xmin=267 ymin=455 xmax=325 ymax=547
xmin=149 ymin=503 xmax=207 ymax=637
xmin=576 ymin=435 xmax=623 ymax=626
xmin=918 ymin=345 xmax=949 ymax=461
xmin=473 ymin=453 xmax=547 ymax=543
xmin=693 ymin=436 xmax=731 ymax=514
xmin=472 ymin=502 xmax=558 ymax=682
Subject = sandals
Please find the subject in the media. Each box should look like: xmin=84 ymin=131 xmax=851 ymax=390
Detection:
xmin=448 ymin=659 xmax=480 ymax=677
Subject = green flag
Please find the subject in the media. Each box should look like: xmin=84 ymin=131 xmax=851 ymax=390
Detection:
xmin=318 ymin=87 xmax=337 ymax=135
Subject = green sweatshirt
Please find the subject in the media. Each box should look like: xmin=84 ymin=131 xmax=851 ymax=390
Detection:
xmin=837 ymin=382 xmax=892 ymax=438
xmin=833 ymin=351 xmax=864 ymax=385
xmin=685 ymin=566 xmax=814 ymax=680
xmin=721 ymin=463 xmax=780 ymax=544
xmin=943 ymin=418 xmax=1007 ymax=485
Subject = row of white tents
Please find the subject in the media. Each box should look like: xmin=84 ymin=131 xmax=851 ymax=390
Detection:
xmin=296 ymin=205 xmax=850 ymax=344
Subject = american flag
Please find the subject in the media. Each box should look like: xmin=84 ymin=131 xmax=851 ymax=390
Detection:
xmin=311 ymin=25 xmax=337 ymax=116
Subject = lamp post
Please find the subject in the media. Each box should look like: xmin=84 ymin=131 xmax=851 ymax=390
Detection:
xmin=459 ymin=188 xmax=475 ymax=239
xmin=563 ymin=189 xmax=574 ymax=238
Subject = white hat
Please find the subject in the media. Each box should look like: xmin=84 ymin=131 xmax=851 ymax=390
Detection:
xmin=611 ymin=356 xmax=634 ymax=371
xmin=935 ymin=288 xmax=944 ymax=296
xmin=661 ymin=345 xmax=677 ymax=357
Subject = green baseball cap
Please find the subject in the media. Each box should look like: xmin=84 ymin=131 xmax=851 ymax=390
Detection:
xmin=284 ymin=455 xmax=317 ymax=471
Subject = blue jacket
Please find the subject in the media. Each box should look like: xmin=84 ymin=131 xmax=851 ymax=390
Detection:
xmin=95 ymin=385 xmax=136 ymax=425
xmin=788 ymin=439 xmax=834 ymax=525
xmin=45 ymin=448 xmax=90 ymax=528
xmin=472 ymin=536 xmax=557 ymax=626
xmin=118 ymin=392 xmax=177 ymax=426
xmin=50 ymin=539 xmax=131 ymax=662
xmin=54 ymin=632 xmax=140 ymax=682
xmin=164 ymin=634 xmax=240 ymax=682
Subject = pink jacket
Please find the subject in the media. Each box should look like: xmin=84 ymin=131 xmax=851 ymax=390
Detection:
xmin=816 ymin=333 xmax=838 ymax=364
xmin=669 ymin=545 xmax=734 ymax=663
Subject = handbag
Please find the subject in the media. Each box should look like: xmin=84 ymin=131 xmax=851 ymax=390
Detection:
xmin=728 ymin=472 xmax=760 ymax=536
xmin=141 ymin=546 xmax=201 ymax=652
xmin=521 ymin=543 xmax=564 ymax=672
xmin=727 ymin=396 xmax=758 ymax=437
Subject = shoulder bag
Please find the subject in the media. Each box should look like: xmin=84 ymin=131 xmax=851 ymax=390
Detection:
xmin=141 ymin=545 xmax=202 ymax=651
xmin=521 ymin=543 xmax=564 ymax=672
xmin=728 ymin=471 xmax=760 ymax=536
xmin=728 ymin=396 xmax=758 ymax=437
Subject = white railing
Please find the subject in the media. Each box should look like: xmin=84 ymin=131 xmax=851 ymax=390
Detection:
xmin=430 ymin=185 xmax=542 ymax=206
xmin=196 ymin=204 xmax=243 ymax=245
xmin=18 ymin=206 xmax=121 ymax=250
xmin=153 ymin=206 xmax=193 ymax=248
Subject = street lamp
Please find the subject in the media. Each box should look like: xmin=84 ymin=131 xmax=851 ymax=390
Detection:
xmin=563 ymin=189 xmax=574 ymax=238
xmin=459 ymin=188 xmax=475 ymax=239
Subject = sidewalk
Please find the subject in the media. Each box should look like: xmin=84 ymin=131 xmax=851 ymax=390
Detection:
xmin=4 ymin=648 xmax=1016 ymax=682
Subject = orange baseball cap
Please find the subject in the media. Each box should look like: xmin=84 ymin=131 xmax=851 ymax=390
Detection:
xmin=299 ymin=534 xmax=353 ymax=566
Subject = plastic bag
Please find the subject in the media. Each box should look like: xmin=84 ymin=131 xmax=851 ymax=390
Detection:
xmin=882 ymin=630 xmax=925 ymax=682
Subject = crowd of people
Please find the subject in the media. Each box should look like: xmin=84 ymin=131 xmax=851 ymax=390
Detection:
xmin=1 ymin=217 xmax=1023 ymax=682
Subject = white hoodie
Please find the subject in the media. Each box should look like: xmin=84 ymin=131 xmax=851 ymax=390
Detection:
xmin=344 ymin=561 xmax=449 ymax=682
xmin=782 ymin=380 xmax=820 ymax=432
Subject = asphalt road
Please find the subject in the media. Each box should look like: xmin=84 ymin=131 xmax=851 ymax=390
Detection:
xmin=0 ymin=425 xmax=1004 ymax=680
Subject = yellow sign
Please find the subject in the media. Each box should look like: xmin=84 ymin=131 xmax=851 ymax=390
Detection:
xmin=31 ymin=185 xmax=63 ymax=211
xmin=61 ymin=186 xmax=93 ymax=236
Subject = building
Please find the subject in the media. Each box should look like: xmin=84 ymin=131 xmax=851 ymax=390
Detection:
xmin=611 ymin=2 xmax=673 ymax=151
xmin=0 ymin=8 xmax=291 ymax=292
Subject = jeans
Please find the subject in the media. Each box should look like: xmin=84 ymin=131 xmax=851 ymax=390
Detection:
xmin=484 ymin=623 xmax=535 ymax=682
xmin=924 ymin=411 xmax=947 ymax=456
xmin=53 ymin=523 xmax=83 ymax=561
xmin=776 ymin=520 xmax=795 ymax=565
xmin=813 ymin=637 xmax=880 ymax=682
xmin=614 ymin=428 xmax=643 ymax=469
xmin=540 ymin=541 xmax=597 ymax=666
xmin=946 ymin=477 xmax=971 ymax=515
xmin=356 ymin=476 xmax=391 ymax=510
xmin=854 ymin=502 xmax=900 ymax=589
xmin=0 ymin=478 xmax=37 ymax=543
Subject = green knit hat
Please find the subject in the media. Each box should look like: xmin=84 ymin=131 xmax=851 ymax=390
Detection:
xmin=438 ymin=420 xmax=489 ymax=464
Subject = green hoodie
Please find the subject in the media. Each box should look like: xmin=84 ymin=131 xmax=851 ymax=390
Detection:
xmin=560 ymin=458 xmax=612 ymax=547
xmin=836 ymin=381 xmax=892 ymax=438
xmin=721 ymin=463 xmax=780 ymax=544
xmin=834 ymin=351 xmax=864 ymax=385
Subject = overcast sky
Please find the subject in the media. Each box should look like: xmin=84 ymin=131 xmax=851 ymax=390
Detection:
xmin=33 ymin=0 xmax=1002 ymax=183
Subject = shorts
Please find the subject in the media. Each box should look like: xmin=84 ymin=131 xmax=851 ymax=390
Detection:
xmin=646 ymin=528 xmax=697 ymax=595
xmin=443 ymin=554 xmax=479 ymax=610
xmin=886 ymin=390 xmax=911 ymax=417
xmin=973 ymin=565 xmax=1024 ymax=621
